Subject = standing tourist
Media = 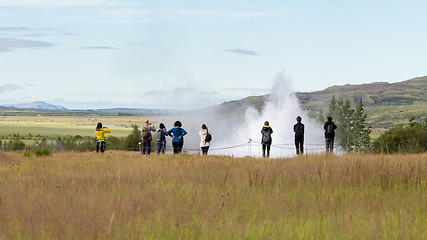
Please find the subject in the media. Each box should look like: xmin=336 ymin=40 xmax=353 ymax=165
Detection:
xmin=261 ymin=121 xmax=273 ymax=158
xmin=324 ymin=116 xmax=337 ymax=153
xmin=141 ymin=119 xmax=156 ymax=155
xmin=167 ymin=121 xmax=187 ymax=154
xmin=199 ymin=124 xmax=211 ymax=155
xmin=95 ymin=122 xmax=110 ymax=153
xmin=294 ymin=116 xmax=305 ymax=155
xmin=156 ymin=123 xmax=168 ymax=154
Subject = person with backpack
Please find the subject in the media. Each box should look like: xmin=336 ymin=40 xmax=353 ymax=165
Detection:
xmin=141 ymin=119 xmax=156 ymax=155
xmin=261 ymin=121 xmax=273 ymax=158
xmin=324 ymin=116 xmax=337 ymax=153
xmin=199 ymin=124 xmax=211 ymax=155
xmin=156 ymin=123 xmax=168 ymax=154
xmin=294 ymin=116 xmax=304 ymax=155
xmin=167 ymin=120 xmax=187 ymax=154
xmin=95 ymin=122 xmax=110 ymax=153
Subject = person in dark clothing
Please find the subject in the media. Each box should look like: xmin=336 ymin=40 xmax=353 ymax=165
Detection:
xmin=324 ymin=116 xmax=337 ymax=153
xmin=141 ymin=119 xmax=156 ymax=155
xmin=261 ymin=121 xmax=273 ymax=158
xmin=293 ymin=116 xmax=304 ymax=155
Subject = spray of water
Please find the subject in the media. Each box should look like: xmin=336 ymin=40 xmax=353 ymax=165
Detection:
xmin=216 ymin=74 xmax=325 ymax=157
xmin=163 ymin=74 xmax=325 ymax=157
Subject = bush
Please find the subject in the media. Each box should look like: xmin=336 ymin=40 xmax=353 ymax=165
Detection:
xmin=8 ymin=133 xmax=26 ymax=151
xmin=35 ymin=147 xmax=51 ymax=156
xmin=373 ymin=117 xmax=427 ymax=154
xmin=124 ymin=124 xmax=141 ymax=151
xmin=23 ymin=151 xmax=32 ymax=157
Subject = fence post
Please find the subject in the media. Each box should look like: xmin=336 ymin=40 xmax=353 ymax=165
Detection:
xmin=248 ymin=138 xmax=252 ymax=157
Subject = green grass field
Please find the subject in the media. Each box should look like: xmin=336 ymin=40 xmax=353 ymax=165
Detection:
xmin=0 ymin=116 xmax=160 ymax=144
xmin=0 ymin=151 xmax=426 ymax=239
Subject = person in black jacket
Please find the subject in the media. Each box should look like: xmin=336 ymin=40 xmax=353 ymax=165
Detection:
xmin=261 ymin=121 xmax=273 ymax=158
xmin=324 ymin=116 xmax=337 ymax=153
xmin=293 ymin=116 xmax=304 ymax=155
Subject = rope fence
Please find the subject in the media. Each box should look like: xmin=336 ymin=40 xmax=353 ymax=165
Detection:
xmin=134 ymin=138 xmax=329 ymax=156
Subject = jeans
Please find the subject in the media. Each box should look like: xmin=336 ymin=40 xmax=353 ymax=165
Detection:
xmin=172 ymin=142 xmax=183 ymax=154
xmin=295 ymin=137 xmax=304 ymax=154
xmin=262 ymin=144 xmax=271 ymax=157
xmin=142 ymin=138 xmax=152 ymax=155
xmin=96 ymin=140 xmax=105 ymax=153
xmin=325 ymin=138 xmax=334 ymax=153
xmin=157 ymin=140 xmax=166 ymax=154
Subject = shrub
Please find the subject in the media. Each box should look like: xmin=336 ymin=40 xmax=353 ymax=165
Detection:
xmin=35 ymin=147 xmax=51 ymax=157
xmin=373 ymin=117 xmax=427 ymax=154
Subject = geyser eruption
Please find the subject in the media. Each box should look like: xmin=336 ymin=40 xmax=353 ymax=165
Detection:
xmin=219 ymin=74 xmax=325 ymax=157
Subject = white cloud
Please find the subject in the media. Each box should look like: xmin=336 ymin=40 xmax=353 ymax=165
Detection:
xmin=0 ymin=0 xmax=123 ymax=7
xmin=0 ymin=84 xmax=23 ymax=93
xmin=0 ymin=38 xmax=53 ymax=49
xmin=225 ymin=48 xmax=259 ymax=56
xmin=80 ymin=46 xmax=118 ymax=50
xmin=58 ymin=7 xmax=281 ymax=24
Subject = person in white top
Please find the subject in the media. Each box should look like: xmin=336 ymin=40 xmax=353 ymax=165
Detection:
xmin=199 ymin=124 xmax=210 ymax=155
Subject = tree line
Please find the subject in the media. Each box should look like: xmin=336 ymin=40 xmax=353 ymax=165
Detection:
xmin=318 ymin=95 xmax=427 ymax=154
xmin=317 ymin=96 xmax=372 ymax=152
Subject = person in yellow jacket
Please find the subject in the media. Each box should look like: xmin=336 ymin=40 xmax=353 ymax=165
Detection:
xmin=95 ymin=122 xmax=111 ymax=153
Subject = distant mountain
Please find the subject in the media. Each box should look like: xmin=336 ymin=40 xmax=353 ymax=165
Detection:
xmin=2 ymin=101 xmax=67 ymax=110
xmin=95 ymin=108 xmax=182 ymax=116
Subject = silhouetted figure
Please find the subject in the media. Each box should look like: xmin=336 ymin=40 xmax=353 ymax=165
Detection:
xmin=294 ymin=116 xmax=304 ymax=155
xmin=261 ymin=121 xmax=273 ymax=158
xmin=324 ymin=116 xmax=337 ymax=153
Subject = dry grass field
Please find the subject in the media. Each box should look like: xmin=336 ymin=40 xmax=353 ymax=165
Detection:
xmin=0 ymin=151 xmax=426 ymax=239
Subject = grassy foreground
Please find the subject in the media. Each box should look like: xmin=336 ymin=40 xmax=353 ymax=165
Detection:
xmin=0 ymin=152 xmax=426 ymax=239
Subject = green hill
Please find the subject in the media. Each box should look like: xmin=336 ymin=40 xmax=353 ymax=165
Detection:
xmin=297 ymin=76 xmax=427 ymax=108
xmin=219 ymin=76 xmax=427 ymax=129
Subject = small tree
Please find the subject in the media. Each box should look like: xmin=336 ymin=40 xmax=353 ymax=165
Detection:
xmin=124 ymin=124 xmax=141 ymax=151
xmin=336 ymin=99 xmax=354 ymax=151
xmin=351 ymin=99 xmax=371 ymax=152
xmin=8 ymin=133 xmax=26 ymax=151
xmin=327 ymin=95 xmax=338 ymax=120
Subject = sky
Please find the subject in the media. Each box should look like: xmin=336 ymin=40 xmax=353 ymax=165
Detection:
xmin=0 ymin=0 xmax=426 ymax=110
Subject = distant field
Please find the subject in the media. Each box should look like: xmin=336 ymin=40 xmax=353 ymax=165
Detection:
xmin=365 ymin=102 xmax=427 ymax=128
xmin=0 ymin=152 xmax=426 ymax=239
xmin=0 ymin=116 xmax=160 ymax=139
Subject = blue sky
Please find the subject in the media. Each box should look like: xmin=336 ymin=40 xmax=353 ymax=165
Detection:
xmin=0 ymin=0 xmax=426 ymax=109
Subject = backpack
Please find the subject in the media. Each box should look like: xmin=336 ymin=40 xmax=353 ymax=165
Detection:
xmin=205 ymin=131 xmax=212 ymax=142
xmin=156 ymin=130 xmax=165 ymax=142
xmin=262 ymin=128 xmax=272 ymax=143
xmin=326 ymin=123 xmax=334 ymax=134
xmin=141 ymin=126 xmax=150 ymax=138
xmin=295 ymin=124 xmax=304 ymax=137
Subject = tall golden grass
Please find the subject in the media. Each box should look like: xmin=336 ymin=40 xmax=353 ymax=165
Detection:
xmin=0 ymin=151 xmax=426 ymax=239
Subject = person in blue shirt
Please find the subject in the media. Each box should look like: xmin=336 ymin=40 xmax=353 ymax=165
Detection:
xmin=167 ymin=120 xmax=187 ymax=154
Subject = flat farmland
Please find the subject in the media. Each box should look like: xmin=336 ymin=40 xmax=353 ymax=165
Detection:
xmin=0 ymin=116 xmax=157 ymax=138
